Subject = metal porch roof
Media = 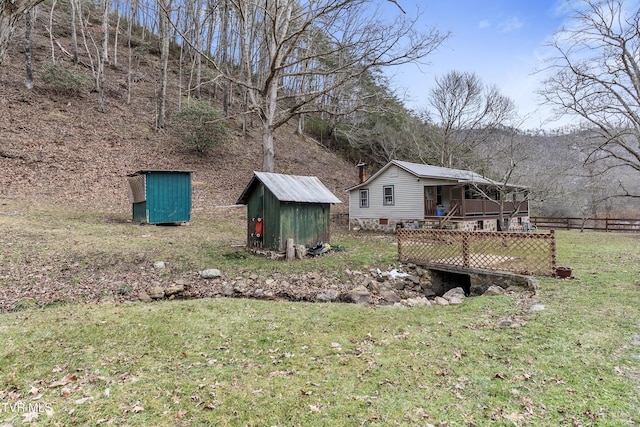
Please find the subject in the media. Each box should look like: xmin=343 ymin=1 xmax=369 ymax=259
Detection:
xmin=347 ymin=160 xmax=509 ymax=191
xmin=393 ymin=160 xmax=499 ymax=185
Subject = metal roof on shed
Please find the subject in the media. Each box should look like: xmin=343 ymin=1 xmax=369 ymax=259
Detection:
xmin=236 ymin=172 xmax=342 ymax=204
xmin=126 ymin=170 xmax=194 ymax=177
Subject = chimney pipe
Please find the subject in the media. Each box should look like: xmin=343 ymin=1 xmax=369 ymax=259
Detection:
xmin=356 ymin=162 xmax=368 ymax=184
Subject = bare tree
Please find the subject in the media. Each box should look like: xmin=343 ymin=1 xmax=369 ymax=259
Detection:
xmin=23 ymin=6 xmax=35 ymax=90
xmin=224 ymin=0 xmax=447 ymax=172
xmin=69 ymin=0 xmax=80 ymax=63
xmin=96 ymin=0 xmax=109 ymax=112
xmin=540 ymin=0 xmax=640 ymax=196
xmin=337 ymin=75 xmax=420 ymax=166
xmin=0 ymin=0 xmax=46 ymax=65
xmin=426 ymin=71 xmax=517 ymax=169
xmin=470 ymin=126 xmax=536 ymax=231
xmin=48 ymin=0 xmax=57 ymax=61
xmin=156 ymin=0 xmax=171 ymax=128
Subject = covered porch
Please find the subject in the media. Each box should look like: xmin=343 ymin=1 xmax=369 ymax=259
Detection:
xmin=424 ymin=184 xmax=529 ymax=219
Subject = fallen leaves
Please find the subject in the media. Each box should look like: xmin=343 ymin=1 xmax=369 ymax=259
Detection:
xmin=48 ymin=374 xmax=78 ymax=389
xmin=308 ymin=404 xmax=321 ymax=413
xmin=74 ymin=396 xmax=93 ymax=405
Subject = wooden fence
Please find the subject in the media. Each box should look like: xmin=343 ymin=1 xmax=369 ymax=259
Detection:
xmin=530 ymin=217 xmax=640 ymax=232
xmin=397 ymin=229 xmax=557 ymax=276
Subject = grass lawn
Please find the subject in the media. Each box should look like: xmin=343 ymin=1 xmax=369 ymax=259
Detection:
xmin=1 ymin=206 xmax=639 ymax=426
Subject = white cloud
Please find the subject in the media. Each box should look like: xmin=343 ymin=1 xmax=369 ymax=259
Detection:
xmin=498 ymin=16 xmax=524 ymax=33
xmin=478 ymin=19 xmax=491 ymax=30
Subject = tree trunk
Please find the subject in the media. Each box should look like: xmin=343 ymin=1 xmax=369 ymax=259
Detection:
xmin=69 ymin=0 xmax=79 ymax=63
xmin=157 ymin=0 xmax=170 ymax=128
xmin=96 ymin=0 xmax=109 ymax=112
xmin=113 ymin=9 xmax=120 ymax=67
xmin=262 ymin=71 xmax=278 ymax=172
xmin=296 ymin=114 xmax=304 ymax=135
xmin=126 ymin=0 xmax=132 ymax=104
xmin=0 ymin=15 xmax=18 ymax=66
xmin=262 ymin=122 xmax=275 ymax=173
xmin=48 ymin=0 xmax=56 ymax=62
xmin=0 ymin=0 xmax=46 ymax=65
xmin=23 ymin=7 xmax=34 ymax=90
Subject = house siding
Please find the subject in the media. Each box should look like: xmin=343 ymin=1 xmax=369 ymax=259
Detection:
xmin=349 ymin=165 xmax=457 ymax=227
xmin=348 ymin=160 xmax=529 ymax=232
xmin=350 ymin=165 xmax=423 ymax=220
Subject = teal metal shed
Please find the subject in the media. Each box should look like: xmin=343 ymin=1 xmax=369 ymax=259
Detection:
xmin=127 ymin=170 xmax=193 ymax=224
xmin=236 ymin=172 xmax=342 ymax=252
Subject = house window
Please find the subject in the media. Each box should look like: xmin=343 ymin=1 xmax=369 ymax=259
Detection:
xmin=383 ymin=185 xmax=394 ymax=206
xmin=359 ymin=189 xmax=369 ymax=208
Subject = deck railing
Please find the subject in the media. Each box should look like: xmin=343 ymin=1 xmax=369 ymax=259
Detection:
xmin=449 ymin=199 xmax=529 ymax=217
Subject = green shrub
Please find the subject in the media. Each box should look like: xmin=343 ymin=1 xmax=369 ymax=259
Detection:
xmin=39 ymin=63 xmax=91 ymax=95
xmin=171 ymin=100 xmax=230 ymax=155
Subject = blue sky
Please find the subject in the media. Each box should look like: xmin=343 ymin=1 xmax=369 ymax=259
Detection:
xmin=384 ymin=0 xmax=568 ymax=130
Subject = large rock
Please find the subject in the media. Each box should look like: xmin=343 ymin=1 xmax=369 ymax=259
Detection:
xmin=316 ymin=289 xmax=340 ymax=303
xmin=403 ymin=297 xmax=431 ymax=307
xmin=147 ymin=286 xmax=165 ymax=299
xmin=200 ymin=269 xmax=222 ymax=279
xmin=165 ymin=283 xmax=185 ymax=296
xmin=443 ymin=287 xmax=466 ymax=305
xmin=137 ymin=291 xmax=152 ymax=303
xmin=343 ymin=286 xmax=371 ymax=304
xmin=483 ymin=285 xmax=506 ymax=296
xmin=222 ymin=283 xmax=234 ymax=296
xmin=233 ymin=280 xmax=247 ymax=294
xmin=434 ymin=296 xmax=449 ymax=306
xmin=380 ymin=290 xmax=401 ymax=304
xmin=366 ymin=278 xmax=380 ymax=294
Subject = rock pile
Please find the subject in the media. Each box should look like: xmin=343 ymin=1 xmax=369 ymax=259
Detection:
xmin=138 ymin=262 xmax=528 ymax=308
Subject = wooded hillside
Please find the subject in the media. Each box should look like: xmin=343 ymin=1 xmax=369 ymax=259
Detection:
xmin=1 ymin=0 xmax=640 ymax=219
xmin=0 ymin=4 xmax=359 ymax=214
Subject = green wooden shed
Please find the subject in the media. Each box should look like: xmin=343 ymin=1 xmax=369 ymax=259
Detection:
xmin=236 ymin=172 xmax=342 ymax=251
xmin=126 ymin=170 xmax=193 ymax=224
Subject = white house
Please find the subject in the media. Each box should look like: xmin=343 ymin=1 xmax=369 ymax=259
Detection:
xmin=347 ymin=160 xmax=529 ymax=232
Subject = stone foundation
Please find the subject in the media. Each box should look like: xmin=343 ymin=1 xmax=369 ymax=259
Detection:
xmin=349 ymin=217 xmax=417 ymax=233
xmin=350 ymin=216 xmax=530 ymax=233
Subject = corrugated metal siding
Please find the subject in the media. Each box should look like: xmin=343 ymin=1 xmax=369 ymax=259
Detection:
xmin=145 ymin=172 xmax=192 ymax=224
xmin=263 ymin=186 xmax=281 ymax=250
xmin=279 ymin=203 xmax=330 ymax=250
